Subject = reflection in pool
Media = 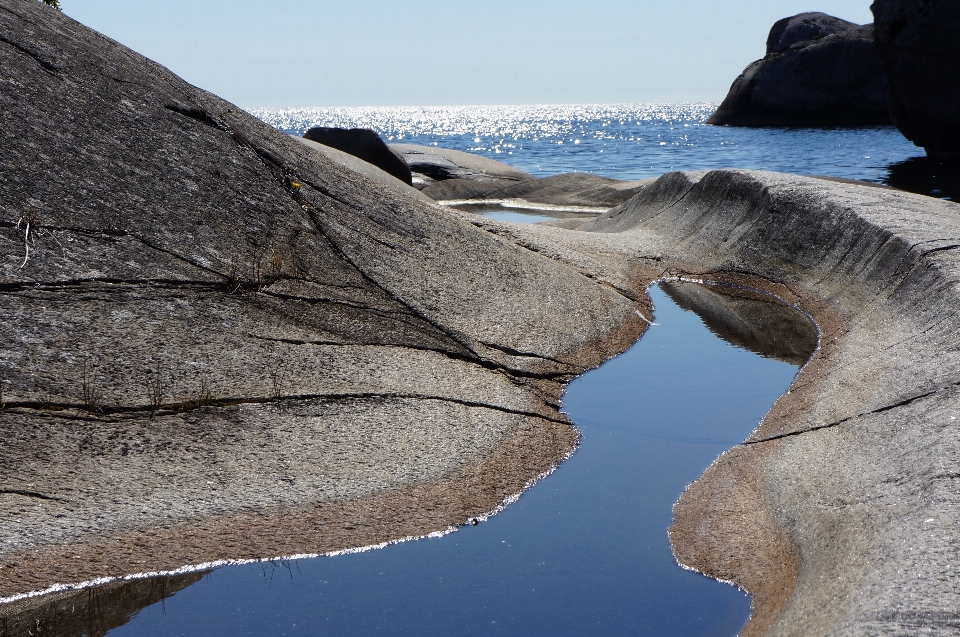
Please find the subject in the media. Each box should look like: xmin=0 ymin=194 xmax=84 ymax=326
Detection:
xmin=3 ymin=283 xmax=815 ymax=637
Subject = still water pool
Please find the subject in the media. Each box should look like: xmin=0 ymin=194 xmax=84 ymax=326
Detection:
xmin=86 ymin=283 xmax=810 ymax=637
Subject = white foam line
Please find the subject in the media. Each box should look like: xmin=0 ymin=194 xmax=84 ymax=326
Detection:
xmin=0 ymin=434 xmax=581 ymax=607
xmin=438 ymin=198 xmax=608 ymax=214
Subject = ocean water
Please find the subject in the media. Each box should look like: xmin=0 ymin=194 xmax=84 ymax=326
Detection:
xmin=252 ymin=103 xmax=949 ymax=196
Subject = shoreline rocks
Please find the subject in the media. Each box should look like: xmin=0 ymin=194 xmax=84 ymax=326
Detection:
xmin=872 ymin=0 xmax=960 ymax=157
xmin=708 ymin=12 xmax=890 ymax=127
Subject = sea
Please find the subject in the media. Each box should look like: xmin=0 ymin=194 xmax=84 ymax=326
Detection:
xmin=251 ymin=103 xmax=955 ymax=200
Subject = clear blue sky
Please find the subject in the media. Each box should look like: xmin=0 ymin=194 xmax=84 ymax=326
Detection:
xmin=61 ymin=0 xmax=874 ymax=108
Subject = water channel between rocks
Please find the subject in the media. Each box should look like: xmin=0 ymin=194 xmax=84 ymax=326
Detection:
xmin=16 ymin=282 xmax=815 ymax=637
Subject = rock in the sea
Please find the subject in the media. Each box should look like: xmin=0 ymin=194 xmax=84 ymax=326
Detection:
xmin=708 ymin=12 xmax=889 ymax=127
xmin=303 ymin=127 xmax=413 ymax=184
xmin=390 ymin=143 xmax=534 ymax=185
xmin=872 ymin=0 xmax=960 ymax=157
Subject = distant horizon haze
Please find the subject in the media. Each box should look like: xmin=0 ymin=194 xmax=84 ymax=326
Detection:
xmin=62 ymin=0 xmax=875 ymax=109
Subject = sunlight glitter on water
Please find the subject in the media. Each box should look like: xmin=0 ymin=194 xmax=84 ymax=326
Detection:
xmin=252 ymin=103 xmax=719 ymax=143
xmin=252 ymin=103 xmax=923 ymax=184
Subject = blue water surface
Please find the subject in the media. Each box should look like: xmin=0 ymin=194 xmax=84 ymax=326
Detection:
xmin=106 ymin=285 xmax=801 ymax=637
xmin=254 ymin=104 xmax=926 ymax=187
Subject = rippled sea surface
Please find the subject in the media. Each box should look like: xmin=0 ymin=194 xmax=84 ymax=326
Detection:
xmin=253 ymin=103 xmax=942 ymax=192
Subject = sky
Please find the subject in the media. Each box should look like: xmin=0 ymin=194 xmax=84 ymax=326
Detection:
xmin=61 ymin=0 xmax=875 ymax=108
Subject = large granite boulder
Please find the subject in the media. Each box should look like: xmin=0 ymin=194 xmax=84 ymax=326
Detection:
xmin=872 ymin=0 xmax=960 ymax=157
xmin=303 ymin=126 xmax=413 ymax=184
xmin=708 ymin=12 xmax=890 ymax=127
xmin=0 ymin=0 xmax=643 ymax=603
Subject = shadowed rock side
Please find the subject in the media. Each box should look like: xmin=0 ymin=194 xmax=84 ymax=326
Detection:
xmin=503 ymin=169 xmax=960 ymax=636
xmin=708 ymin=12 xmax=889 ymax=127
xmin=0 ymin=0 xmax=646 ymax=602
xmin=302 ymin=127 xmax=413 ymax=184
xmin=0 ymin=572 xmax=206 ymax=637
xmin=659 ymin=282 xmax=818 ymax=366
xmin=872 ymin=0 xmax=960 ymax=157
xmin=291 ymin=136 xmax=431 ymax=203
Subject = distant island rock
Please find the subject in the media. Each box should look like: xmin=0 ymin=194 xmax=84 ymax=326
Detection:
xmin=708 ymin=12 xmax=890 ymax=127
xmin=872 ymin=0 xmax=960 ymax=157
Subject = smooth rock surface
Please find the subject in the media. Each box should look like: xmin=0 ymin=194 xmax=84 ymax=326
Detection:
xmin=303 ymin=127 xmax=413 ymax=184
xmin=509 ymin=169 xmax=960 ymax=636
xmin=422 ymin=172 xmax=652 ymax=210
xmin=390 ymin=143 xmax=534 ymax=184
xmin=0 ymin=0 xmax=644 ymax=602
xmin=708 ymin=12 xmax=889 ymax=127
xmin=872 ymin=0 xmax=960 ymax=157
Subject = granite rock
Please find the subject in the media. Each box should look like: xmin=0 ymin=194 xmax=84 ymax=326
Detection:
xmin=708 ymin=13 xmax=889 ymax=127
xmin=0 ymin=0 xmax=643 ymax=601
xmin=390 ymin=143 xmax=533 ymax=185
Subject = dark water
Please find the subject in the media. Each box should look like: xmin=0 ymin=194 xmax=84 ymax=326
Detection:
xmin=253 ymin=104 xmax=958 ymax=199
xmin=55 ymin=283 xmax=807 ymax=637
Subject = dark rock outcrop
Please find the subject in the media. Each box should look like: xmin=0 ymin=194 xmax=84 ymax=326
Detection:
xmin=303 ymin=127 xmax=413 ymax=184
xmin=292 ymin=136 xmax=431 ymax=202
xmin=872 ymin=0 xmax=960 ymax=157
xmin=708 ymin=12 xmax=890 ymax=127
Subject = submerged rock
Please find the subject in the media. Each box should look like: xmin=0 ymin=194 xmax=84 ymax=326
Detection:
xmin=872 ymin=0 xmax=960 ymax=157
xmin=303 ymin=126 xmax=413 ymax=184
xmin=708 ymin=12 xmax=889 ymax=127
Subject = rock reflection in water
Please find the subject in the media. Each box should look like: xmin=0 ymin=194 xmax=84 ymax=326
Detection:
xmin=883 ymin=156 xmax=960 ymax=202
xmin=0 ymin=572 xmax=205 ymax=637
xmin=660 ymin=281 xmax=818 ymax=366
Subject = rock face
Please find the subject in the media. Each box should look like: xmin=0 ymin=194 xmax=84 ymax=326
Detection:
xmin=546 ymin=169 xmax=960 ymax=636
xmin=302 ymin=127 xmax=413 ymax=184
xmin=0 ymin=0 xmax=644 ymax=602
xmin=872 ymin=0 xmax=960 ymax=157
xmin=708 ymin=12 xmax=890 ymax=127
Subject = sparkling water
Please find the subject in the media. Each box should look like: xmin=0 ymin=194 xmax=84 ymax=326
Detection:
xmin=253 ymin=103 xmax=929 ymax=189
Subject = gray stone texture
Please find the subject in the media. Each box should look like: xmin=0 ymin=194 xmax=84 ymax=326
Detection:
xmin=521 ymin=169 xmax=960 ymax=636
xmin=872 ymin=0 xmax=960 ymax=157
xmin=0 ymin=0 xmax=643 ymax=600
xmin=708 ymin=12 xmax=890 ymax=127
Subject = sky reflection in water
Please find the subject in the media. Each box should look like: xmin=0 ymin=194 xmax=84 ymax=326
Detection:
xmin=102 ymin=284 xmax=803 ymax=637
